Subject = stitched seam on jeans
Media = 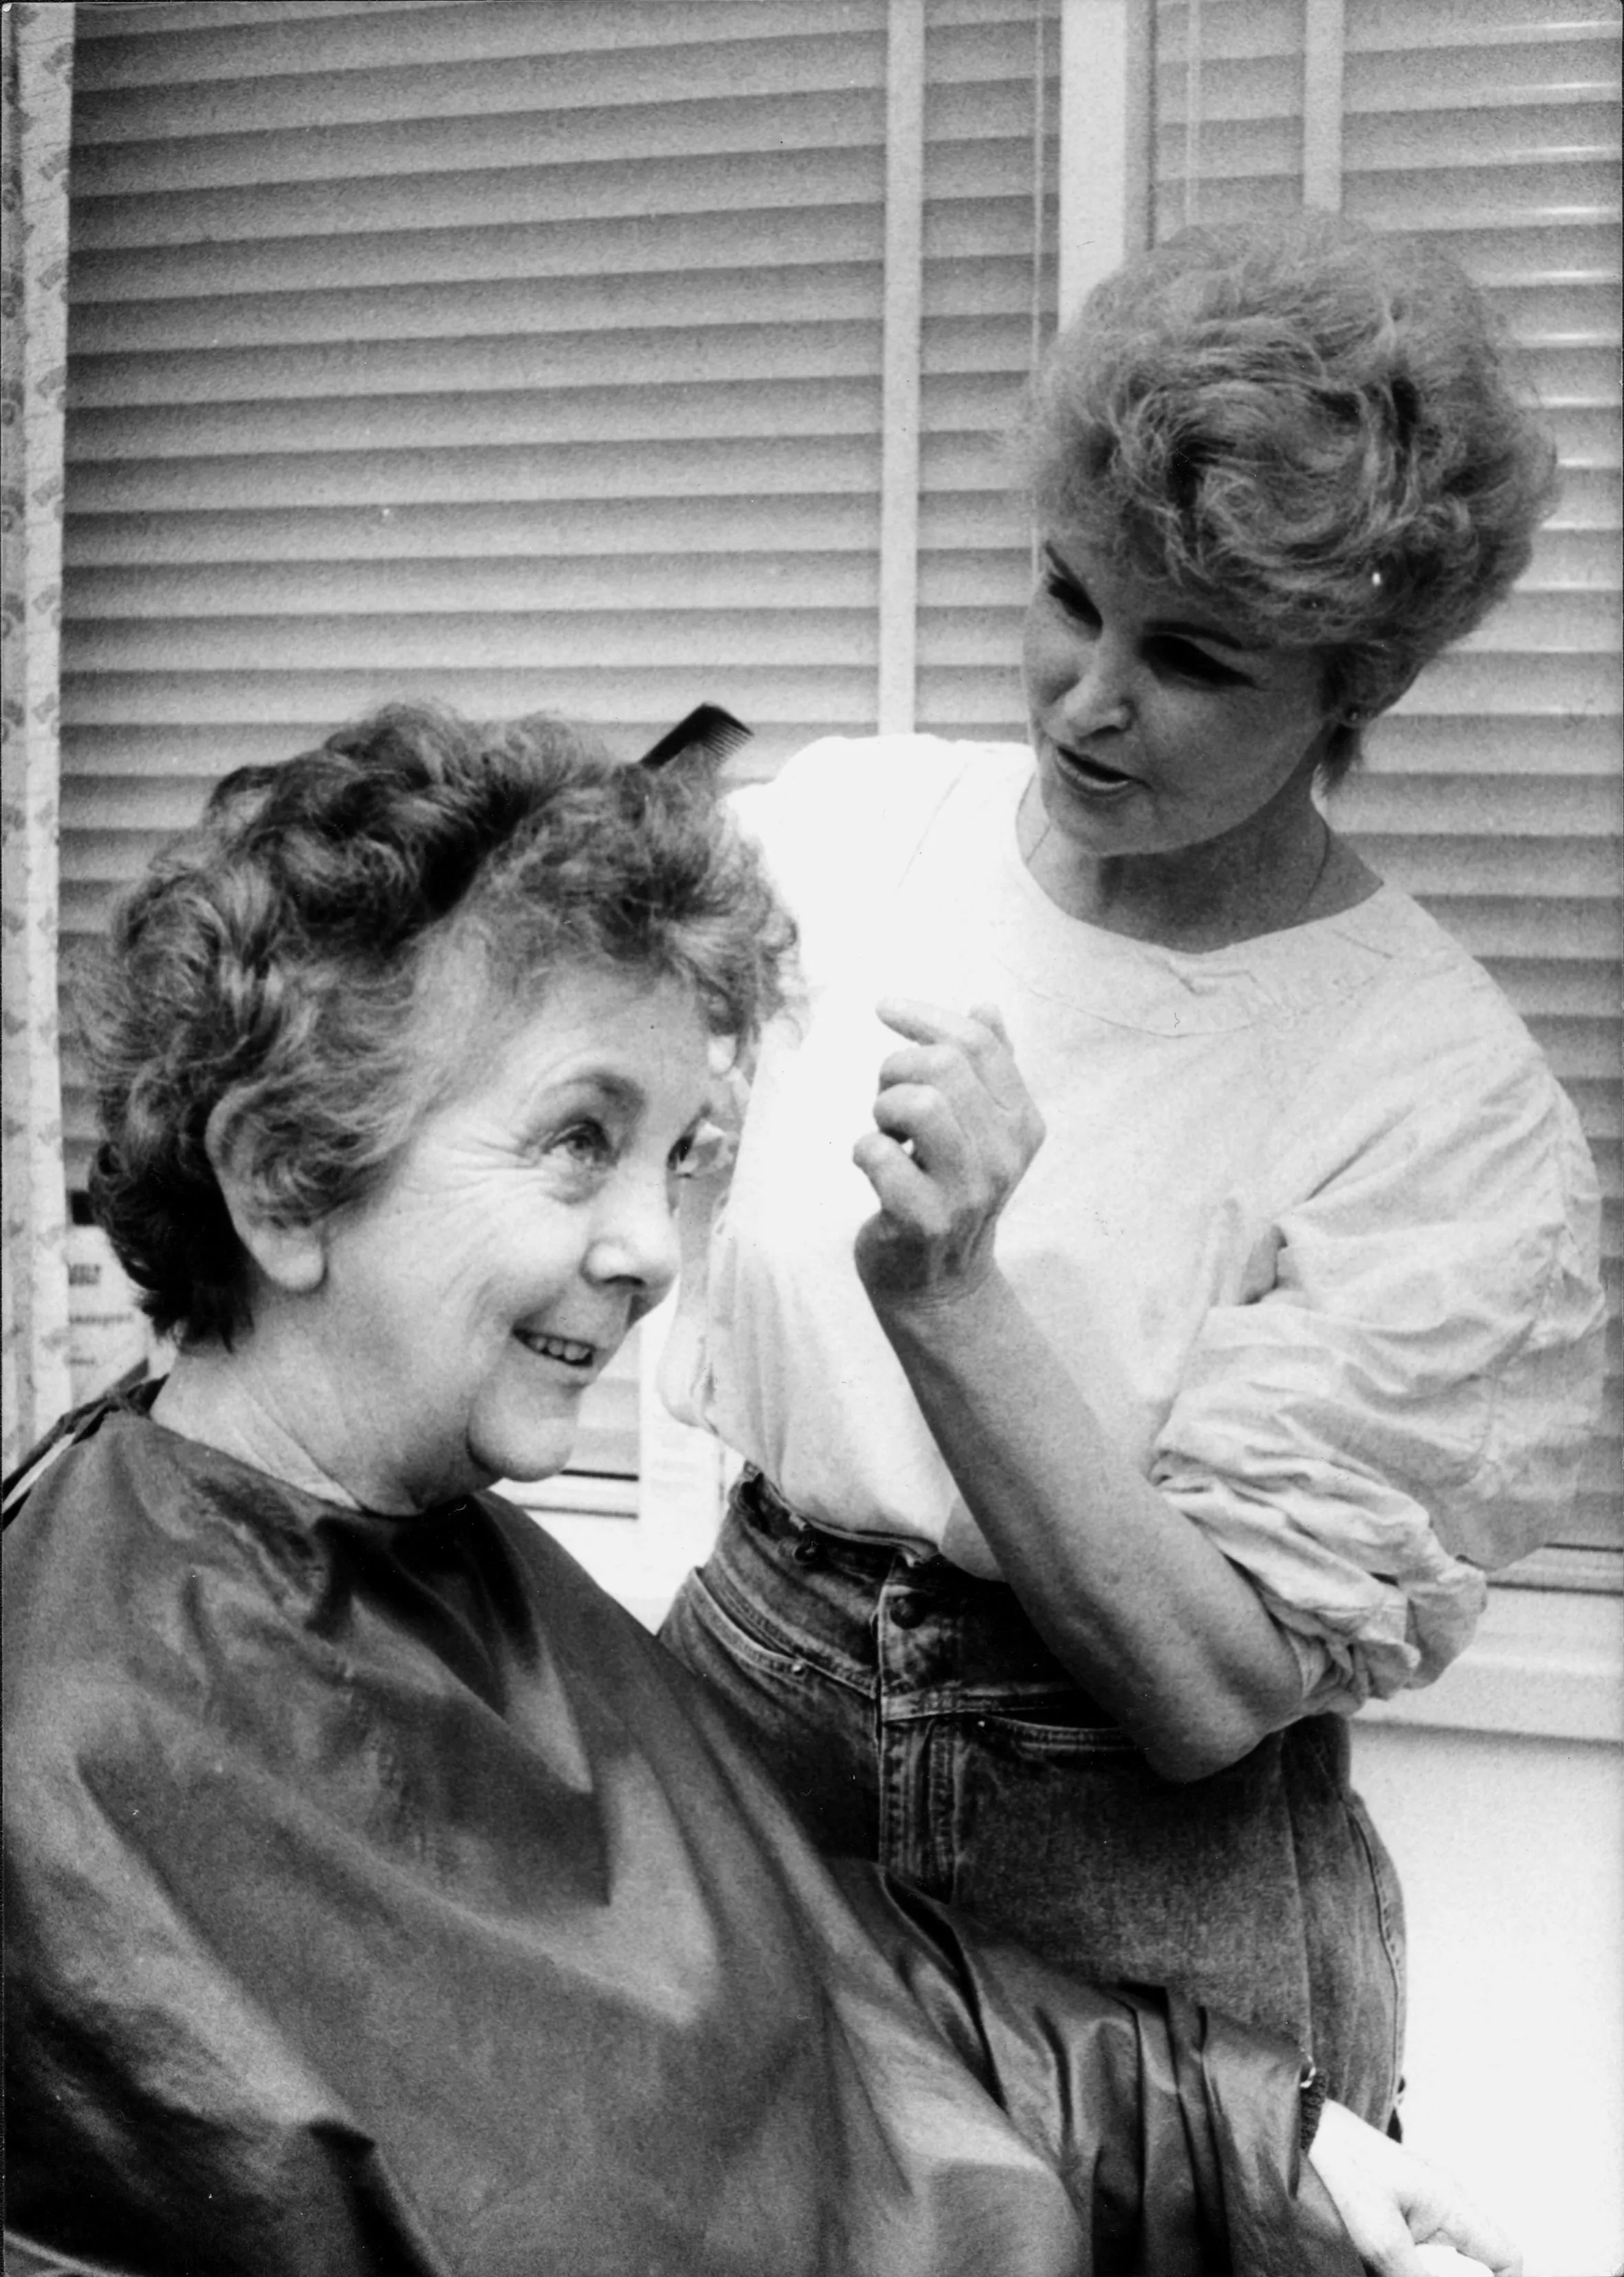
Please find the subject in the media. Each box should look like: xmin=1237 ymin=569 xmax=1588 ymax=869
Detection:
xmin=687 ymin=1567 xmax=874 ymax=1699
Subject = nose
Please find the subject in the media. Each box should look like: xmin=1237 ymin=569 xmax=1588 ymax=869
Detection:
xmin=1053 ymin=631 xmax=1133 ymax=739
xmin=583 ymin=1165 xmax=681 ymax=1306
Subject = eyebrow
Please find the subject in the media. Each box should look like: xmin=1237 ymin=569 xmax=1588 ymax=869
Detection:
xmin=526 ymin=1067 xmax=646 ymax=1122
xmin=1041 ymin=545 xmax=1255 ymax=656
xmin=573 ymin=1071 xmax=644 ymax=1114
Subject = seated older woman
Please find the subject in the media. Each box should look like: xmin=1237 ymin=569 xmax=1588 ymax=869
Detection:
xmin=4 ymin=705 xmax=1513 ymax=2277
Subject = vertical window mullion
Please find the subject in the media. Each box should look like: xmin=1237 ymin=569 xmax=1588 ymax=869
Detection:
xmin=879 ymin=0 xmax=925 ymax=735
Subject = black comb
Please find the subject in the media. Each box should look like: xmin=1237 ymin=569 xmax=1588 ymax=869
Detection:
xmin=637 ymin=704 xmax=753 ymax=772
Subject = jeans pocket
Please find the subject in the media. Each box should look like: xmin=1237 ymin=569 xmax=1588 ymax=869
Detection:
xmin=972 ymin=1705 xmax=1137 ymax=1757
xmin=663 ymin=1565 xmax=811 ymax=1683
xmin=661 ymin=1567 xmax=880 ymax=1859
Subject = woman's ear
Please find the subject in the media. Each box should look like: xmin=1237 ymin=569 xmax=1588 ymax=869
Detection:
xmin=1349 ymin=659 xmax=1424 ymax=727
xmin=204 ymin=1098 xmax=327 ymax=1296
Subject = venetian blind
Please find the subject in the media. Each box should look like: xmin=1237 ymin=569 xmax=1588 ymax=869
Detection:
xmin=1154 ymin=0 xmax=1623 ymax=1584
xmin=60 ymin=0 xmax=1056 ymax=1485
xmin=61 ymin=0 xmax=895 ymax=1485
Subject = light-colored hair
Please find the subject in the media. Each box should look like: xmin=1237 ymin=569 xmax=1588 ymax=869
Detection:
xmin=1023 ymin=213 xmax=1558 ymax=783
xmin=81 ymin=703 xmax=795 ymax=1344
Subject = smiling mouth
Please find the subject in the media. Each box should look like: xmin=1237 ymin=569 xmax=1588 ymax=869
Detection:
xmin=514 ymin=1329 xmax=600 ymax=1371
xmin=1053 ymin=745 xmax=1140 ymax=794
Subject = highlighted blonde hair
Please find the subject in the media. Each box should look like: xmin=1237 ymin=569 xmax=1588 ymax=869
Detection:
xmin=1024 ymin=213 xmax=1557 ymax=782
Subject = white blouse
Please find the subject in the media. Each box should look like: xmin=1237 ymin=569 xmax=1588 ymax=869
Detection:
xmin=664 ymin=736 xmax=1605 ymax=1712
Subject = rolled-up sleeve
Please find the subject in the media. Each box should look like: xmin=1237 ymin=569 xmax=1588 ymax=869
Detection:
xmin=1151 ymin=1018 xmax=1605 ymax=1715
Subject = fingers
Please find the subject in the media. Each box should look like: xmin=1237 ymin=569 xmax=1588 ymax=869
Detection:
xmin=1406 ymin=2177 xmax=1522 ymax=2277
xmin=852 ymin=1126 xmax=936 ymax=1218
xmin=870 ymin=1079 xmax=980 ymax=1179
xmin=874 ymin=996 xmax=1011 ymax=1044
xmin=1308 ymin=2105 xmax=1522 ymax=2277
xmin=855 ymin=999 xmax=1042 ymax=1309
xmin=874 ymin=997 xmax=1023 ymax=1102
xmin=873 ymin=999 xmax=1044 ymax=1159
xmin=1413 ymin=2247 xmax=1495 ymax=2276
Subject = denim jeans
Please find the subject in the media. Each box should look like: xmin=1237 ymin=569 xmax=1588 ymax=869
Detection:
xmin=661 ymin=1468 xmax=1406 ymax=2128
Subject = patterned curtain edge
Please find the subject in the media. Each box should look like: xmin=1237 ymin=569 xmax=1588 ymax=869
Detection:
xmin=2 ymin=1 xmax=76 ymax=1472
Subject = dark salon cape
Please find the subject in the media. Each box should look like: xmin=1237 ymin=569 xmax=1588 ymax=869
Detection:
xmin=4 ymin=1410 xmax=1359 ymax=2276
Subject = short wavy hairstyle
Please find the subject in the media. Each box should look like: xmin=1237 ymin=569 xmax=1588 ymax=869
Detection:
xmin=81 ymin=703 xmax=796 ymax=1346
xmin=1022 ymin=213 xmax=1558 ymax=783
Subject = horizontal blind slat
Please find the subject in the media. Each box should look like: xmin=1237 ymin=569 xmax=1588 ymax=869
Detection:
xmin=1364 ymin=713 xmax=1623 ymax=776
xmin=1345 ymin=0 xmax=1622 ymax=51
xmin=74 ymin=1 xmax=886 ymax=85
xmin=71 ymin=206 xmax=889 ymax=301
xmin=76 ymin=142 xmax=992 ymax=248
xmin=69 ymin=273 xmax=888 ymax=353
xmin=63 ymin=613 xmax=882 ymax=673
xmin=67 ymin=555 xmax=886 ymax=619
xmin=74 ymin=37 xmax=890 ymax=144
xmin=65 ymin=437 xmax=888 ymax=511
xmin=61 ymin=668 xmax=884 ymax=732
xmin=63 ymin=496 xmax=884 ymax=565
xmin=1346 ymin=40 xmax=1621 ymax=117
xmin=67 ymin=381 xmax=888 ymax=459
xmin=73 ymin=92 xmax=894 ymax=197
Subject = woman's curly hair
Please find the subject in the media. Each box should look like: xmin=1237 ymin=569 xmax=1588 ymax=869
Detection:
xmin=80 ymin=703 xmax=796 ymax=1346
xmin=1022 ymin=213 xmax=1558 ymax=783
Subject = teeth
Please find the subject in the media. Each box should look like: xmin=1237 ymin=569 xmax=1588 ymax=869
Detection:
xmin=517 ymin=1331 xmax=595 ymax=1366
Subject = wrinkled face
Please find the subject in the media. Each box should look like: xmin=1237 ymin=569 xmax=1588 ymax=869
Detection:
xmin=1021 ymin=525 xmax=1334 ymax=860
xmin=308 ymin=962 xmax=716 ymax=1513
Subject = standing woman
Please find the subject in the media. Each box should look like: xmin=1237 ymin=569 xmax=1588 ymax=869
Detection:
xmin=660 ymin=215 xmax=1604 ymax=2129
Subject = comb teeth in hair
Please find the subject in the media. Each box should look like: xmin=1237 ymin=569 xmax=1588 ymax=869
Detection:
xmin=636 ymin=704 xmax=753 ymax=772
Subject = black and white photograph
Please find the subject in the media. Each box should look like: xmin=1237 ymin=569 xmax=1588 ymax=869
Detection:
xmin=4 ymin=5 xmax=1619 ymax=2271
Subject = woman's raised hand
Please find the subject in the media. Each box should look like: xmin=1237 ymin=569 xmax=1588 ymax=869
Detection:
xmin=1307 ymin=2101 xmax=1522 ymax=2277
xmin=852 ymin=999 xmax=1045 ymax=1308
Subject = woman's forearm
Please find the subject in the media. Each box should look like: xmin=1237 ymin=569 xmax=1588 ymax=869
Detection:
xmin=850 ymin=996 xmax=1306 ymax=1778
xmin=871 ymin=1267 xmax=1305 ymax=1780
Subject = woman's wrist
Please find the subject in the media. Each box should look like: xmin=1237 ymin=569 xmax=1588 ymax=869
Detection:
xmin=856 ymin=1245 xmax=1011 ymax=1344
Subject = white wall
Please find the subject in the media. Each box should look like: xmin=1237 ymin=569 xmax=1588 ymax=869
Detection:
xmin=1353 ymin=1601 xmax=1624 ymax=2277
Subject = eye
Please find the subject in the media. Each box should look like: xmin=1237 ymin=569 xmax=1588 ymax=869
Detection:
xmin=531 ymin=1118 xmax=620 ymax=1202
xmin=1043 ymin=568 xmax=1099 ymax=627
xmin=669 ymin=1118 xmax=734 ymax=1182
xmin=1149 ymin=636 xmax=1244 ymax=688
xmin=552 ymin=1120 xmax=616 ymax=1172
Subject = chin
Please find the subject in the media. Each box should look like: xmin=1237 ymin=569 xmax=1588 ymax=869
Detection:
xmin=472 ymin=1420 xmax=581 ymax=1492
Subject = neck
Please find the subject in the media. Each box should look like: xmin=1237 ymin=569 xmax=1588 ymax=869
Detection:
xmin=1018 ymin=773 xmax=1361 ymax=950
xmin=151 ymin=1333 xmax=368 ymax=1511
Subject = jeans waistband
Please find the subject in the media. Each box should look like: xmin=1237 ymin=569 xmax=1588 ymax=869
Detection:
xmin=729 ymin=1470 xmax=1116 ymax=1718
xmin=736 ymin=1467 xmax=952 ymax=1576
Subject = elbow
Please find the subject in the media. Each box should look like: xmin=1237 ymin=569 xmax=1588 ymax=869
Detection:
xmin=1142 ymin=1723 xmax=1264 ymax=1785
xmin=1137 ymin=1686 xmax=1300 ymax=1783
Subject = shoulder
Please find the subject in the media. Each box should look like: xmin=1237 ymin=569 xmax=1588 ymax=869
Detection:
xmin=3 ymin=1408 xmax=179 ymax=1625
xmin=728 ymin=734 xmax=1029 ymax=911
xmin=3 ymin=1415 xmax=309 ymax=1727
xmin=472 ymin=1487 xmax=660 ymax=1665
xmin=1269 ymin=891 xmax=1601 ymax=1352
xmin=1 ymin=1419 xmax=233 ymax=1862
xmin=1294 ymin=886 xmax=1583 ymax=1146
